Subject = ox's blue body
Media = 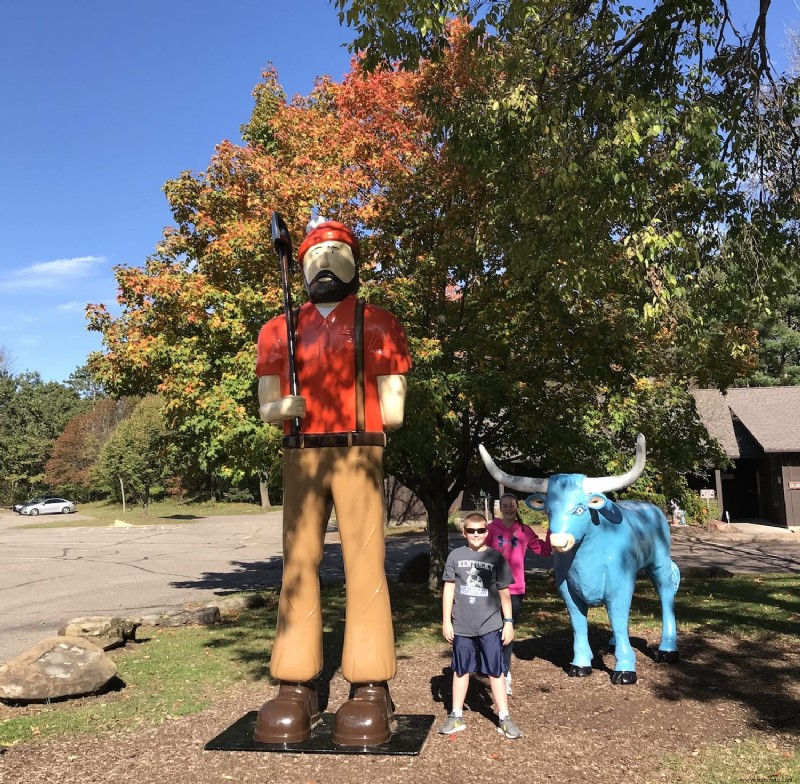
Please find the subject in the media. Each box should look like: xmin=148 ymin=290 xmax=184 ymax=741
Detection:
xmin=529 ymin=474 xmax=680 ymax=682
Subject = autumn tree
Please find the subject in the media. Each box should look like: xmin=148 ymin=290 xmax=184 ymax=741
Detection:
xmin=86 ymin=64 xmax=432 ymax=508
xmin=45 ymin=397 xmax=138 ymax=500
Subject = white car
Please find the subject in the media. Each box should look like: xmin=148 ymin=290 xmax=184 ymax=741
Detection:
xmin=20 ymin=497 xmax=76 ymax=515
xmin=13 ymin=496 xmax=44 ymax=513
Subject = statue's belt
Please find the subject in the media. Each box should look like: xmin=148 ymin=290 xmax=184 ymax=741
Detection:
xmin=283 ymin=432 xmax=387 ymax=449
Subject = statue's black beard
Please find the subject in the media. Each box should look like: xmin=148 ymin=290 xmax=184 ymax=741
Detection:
xmin=306 ymin=271 xmax=359 ymax=304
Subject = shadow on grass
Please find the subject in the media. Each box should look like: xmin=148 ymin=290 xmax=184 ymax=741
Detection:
xmin=168 ymin=533 xmax=433 ymax=593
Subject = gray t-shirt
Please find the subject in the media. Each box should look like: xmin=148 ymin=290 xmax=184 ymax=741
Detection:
xmin=443 ymin=545 xmax=513 ymax=637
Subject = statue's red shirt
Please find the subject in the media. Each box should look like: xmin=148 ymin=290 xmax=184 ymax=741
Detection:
xmin=256 ymin=295 xmax=411 ymax=435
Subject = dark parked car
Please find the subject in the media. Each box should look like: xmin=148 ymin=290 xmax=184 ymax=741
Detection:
xmin=19 ymin=497 xmax=76 ymax=515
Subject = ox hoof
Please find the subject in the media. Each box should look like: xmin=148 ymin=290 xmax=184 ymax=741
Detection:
xmin=611 ymin=670 xmax=637 ymax=685
xmin=655 ymin=649 xmax=679 ymax=664
xmin=568 ymin=665 xmax=593 ymax=677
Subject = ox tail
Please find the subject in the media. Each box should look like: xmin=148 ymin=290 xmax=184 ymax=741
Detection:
xmin=671 ymin=561 xmax=681 ymax=594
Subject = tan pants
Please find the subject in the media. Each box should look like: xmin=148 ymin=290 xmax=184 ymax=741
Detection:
xmin=269 ymin=445 xmax=396 ymax=684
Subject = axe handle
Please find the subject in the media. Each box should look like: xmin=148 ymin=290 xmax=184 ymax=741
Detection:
xmin=272 ymin=212 xmax=301 ymax=435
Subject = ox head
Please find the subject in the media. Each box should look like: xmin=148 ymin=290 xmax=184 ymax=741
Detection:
xmin=478 ymin=434 xmax=646 ymax=553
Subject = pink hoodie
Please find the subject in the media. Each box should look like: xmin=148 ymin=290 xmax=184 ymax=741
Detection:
xmin=487 ymin=518 xmax=552 ymax=595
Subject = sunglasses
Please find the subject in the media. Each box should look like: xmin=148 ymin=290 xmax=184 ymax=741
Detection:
xmin=464 ymin=527 xmax=487 ymax=534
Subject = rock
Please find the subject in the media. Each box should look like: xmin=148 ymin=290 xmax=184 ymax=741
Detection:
xmin=398 ymin=552 xmax=430 ymax=583
xmin=0 ymin=637 xmax=117 ymax=702
xmin=205 ymin=595 xmax=265 ymax=617
xmin=59 ymin=616 xmax=140 ymax=650
xmin=139 ymin=606 xmax=221 ymax=628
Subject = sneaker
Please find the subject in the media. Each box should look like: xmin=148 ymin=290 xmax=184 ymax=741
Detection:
xmin=497 ymin=716 xmax=522 ymax=739
xmin=505 ymin=672 xmax=512 ymax=696
xmin=438 ymin=713 xmax=466 ymax=735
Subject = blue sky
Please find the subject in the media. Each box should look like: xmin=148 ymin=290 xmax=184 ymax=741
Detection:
xmin=0 ymin=1 xmax=354 ymax=383
xmin=0 ymin=1 xmax=797 ymax=384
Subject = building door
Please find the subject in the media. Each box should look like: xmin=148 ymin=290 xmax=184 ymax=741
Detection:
xmin=783 ymin=465 xmax=800 ymax=527
xmin=721 ymin=460 xmax=760 ymax=520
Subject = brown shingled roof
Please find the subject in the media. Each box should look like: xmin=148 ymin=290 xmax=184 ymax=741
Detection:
xmin=692 ymin=387 xmax=800 ymax=456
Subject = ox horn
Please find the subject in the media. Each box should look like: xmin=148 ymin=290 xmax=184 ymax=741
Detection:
xmin=478 ymin=444 xmax=549 ymax=494
xmin=582 ymin=433 xmax=647 ymax=494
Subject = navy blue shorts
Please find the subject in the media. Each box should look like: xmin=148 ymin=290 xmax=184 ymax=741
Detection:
xmin=451 ymin=630 xmax=504 ymax=677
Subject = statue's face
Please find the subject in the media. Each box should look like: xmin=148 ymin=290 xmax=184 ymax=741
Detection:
xmin=303 ymin=240 xmax=358 ymax=303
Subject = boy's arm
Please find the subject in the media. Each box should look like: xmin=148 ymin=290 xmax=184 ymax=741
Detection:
xmin=442 ymin=581 xmax=455 ymax=643
xmin=499 ymin=587 xmax=514 ymax=645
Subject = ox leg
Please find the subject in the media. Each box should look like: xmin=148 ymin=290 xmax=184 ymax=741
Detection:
xmin=648 ymin=560 xmax=679 ymax=663
xmin=607 ymin=587 xmax=637 ymax=685
xmin=559 ymin=584 xmax=593 ymax=676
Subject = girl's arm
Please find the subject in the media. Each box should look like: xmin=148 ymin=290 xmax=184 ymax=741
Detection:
xmin=526 ymin=526 xmax=552 ymax=556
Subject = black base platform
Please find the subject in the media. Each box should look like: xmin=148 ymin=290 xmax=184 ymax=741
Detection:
xmin=205 ymin=712 xmax=436 ymax=756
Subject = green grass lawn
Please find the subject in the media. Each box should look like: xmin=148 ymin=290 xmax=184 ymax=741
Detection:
xmin=1 ymin=575 xmax=798 ymax=780
xmin=15 ymin=498 xmax=274 ymax=528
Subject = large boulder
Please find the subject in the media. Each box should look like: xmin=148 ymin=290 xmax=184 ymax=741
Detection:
xmin=205 ymin=594 xmax=265 ymax=618
xmin=59 ymin=616 xmax=140 ymax=650
xmin=0 ymin=637 xmax=117 ymax=702
xmin=138 ymin=605 xmax=221 ymax=628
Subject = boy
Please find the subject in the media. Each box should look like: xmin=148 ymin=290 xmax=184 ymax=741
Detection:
xmin=439 ymin=513 xmax=522 ymax=739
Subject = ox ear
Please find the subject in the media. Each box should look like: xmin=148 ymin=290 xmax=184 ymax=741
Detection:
xmin=525 ymin=493 xmax=547 ymax=512
xmin=600 ymin=501 xmax=623 ymax=524
xmin=587 ymin=495 xmax=607 ymax=510
xmin=589 ymin=495 xmax=622 ymax=525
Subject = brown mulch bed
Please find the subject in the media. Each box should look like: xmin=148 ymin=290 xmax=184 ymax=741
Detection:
xmin=1 ymin=629 xmax=798 ymax=784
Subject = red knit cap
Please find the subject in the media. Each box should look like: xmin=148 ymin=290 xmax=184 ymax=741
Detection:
xmin=297 ymin=221 xmax=360 ymax=265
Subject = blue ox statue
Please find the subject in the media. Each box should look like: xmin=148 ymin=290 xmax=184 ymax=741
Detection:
xmin=479 ymin=434 xmax=679 ymax=684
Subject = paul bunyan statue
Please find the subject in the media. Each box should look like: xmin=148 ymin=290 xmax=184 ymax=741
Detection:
xmin=255 ymin=216 xmax=412 ymax=746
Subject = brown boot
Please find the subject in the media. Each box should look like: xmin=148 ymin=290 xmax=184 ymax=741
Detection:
xmin=254 ymin=682 xmax=320 ymax=744
xmin=332 ymin=682 xmax=393 ymax=746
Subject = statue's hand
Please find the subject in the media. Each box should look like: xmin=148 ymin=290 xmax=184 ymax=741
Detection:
xmin=259 ymin=394 xmax=306 ymax=423
xmin=278 ymin=395 xmax=306 ymax=419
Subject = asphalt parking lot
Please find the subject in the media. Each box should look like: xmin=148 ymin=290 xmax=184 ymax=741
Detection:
xmin=1 ymin=510 xmax=798 ymax=664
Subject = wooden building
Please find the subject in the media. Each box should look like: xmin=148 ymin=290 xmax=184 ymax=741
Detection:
xmin=692 ymin=387 xmax=800 ymax=528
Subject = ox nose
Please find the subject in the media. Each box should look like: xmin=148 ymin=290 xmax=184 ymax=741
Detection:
xmin=549 ymin=532 xmax=576 ymax=553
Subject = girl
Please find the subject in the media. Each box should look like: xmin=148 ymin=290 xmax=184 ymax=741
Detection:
xmin=487 ymin=493 xmax=552 ymax=694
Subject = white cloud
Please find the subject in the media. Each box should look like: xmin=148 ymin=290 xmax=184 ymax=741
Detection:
xmin=56 ymin=301 xmax=85 ymax=312
xmin=0 ymin=256 xmax=106 ymax=291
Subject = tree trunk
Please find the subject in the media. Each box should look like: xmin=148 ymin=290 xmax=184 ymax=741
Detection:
xmin=423 ymin=493 xmax=451 ymax=592
xmin=259 ymin=473 xmax=272 ymax=509
xmin=119 ymin=476 xmax=127 ymax=514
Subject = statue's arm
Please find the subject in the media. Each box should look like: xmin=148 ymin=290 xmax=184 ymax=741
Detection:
xmin=258 ymin=375 xmax=306 ymax=423
xmin=377 ymin=374 xmax=408 ymax=431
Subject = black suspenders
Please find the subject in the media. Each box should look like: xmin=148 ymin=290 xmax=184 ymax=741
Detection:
xmin=354 ymin=298 xmax=365 ymax=433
